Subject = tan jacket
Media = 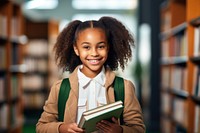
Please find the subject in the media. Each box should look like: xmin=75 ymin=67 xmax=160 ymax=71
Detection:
xmin=36 ymin=67 xmax=145 ymax=133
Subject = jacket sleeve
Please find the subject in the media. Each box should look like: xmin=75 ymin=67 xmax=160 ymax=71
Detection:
xmin=121 ymin=80 xmax=146 ymax=133
xmin=36 ymin=80 xmax=64 ymax=133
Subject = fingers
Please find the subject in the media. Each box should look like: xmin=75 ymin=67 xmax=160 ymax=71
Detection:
xmin=59 ymin=123 xmax=84 ymax=133
xmin=96 ymin=120 xmax=111 ymax=132
xmin=111 ymin=117 xmax=118 ymax=124
xmin=96 ymin=119 xmax=122 ymax=133
xmin=71 ymin=123 xmax=84 ymax=132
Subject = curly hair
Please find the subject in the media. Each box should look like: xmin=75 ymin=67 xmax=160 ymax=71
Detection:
xmin=54 ymin=16 xmax=135 ymax=73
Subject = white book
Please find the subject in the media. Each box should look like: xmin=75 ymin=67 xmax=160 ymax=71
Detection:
xmin=78 ymin=101 xmax=123 ymax=133
xmin=194 ymin=26 xmax=200 ymax=56
xmin=194 ymin=105 xmax=200 ymax=133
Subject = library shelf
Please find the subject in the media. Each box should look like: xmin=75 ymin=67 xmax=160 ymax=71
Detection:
xmin=160 ymin=0 xmax=200 ymax=132
xmin=0 ymin=1 xmax=24 ymax=133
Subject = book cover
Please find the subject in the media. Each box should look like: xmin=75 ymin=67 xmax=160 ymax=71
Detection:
xmin=78 ymin=101 xmax=123 ymax=133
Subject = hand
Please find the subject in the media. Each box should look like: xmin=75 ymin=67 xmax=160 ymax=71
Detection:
xmin=59 ymin=123 xmax=85 ymax=133
xmin=96 ymin=117 xmax=123 ymax=133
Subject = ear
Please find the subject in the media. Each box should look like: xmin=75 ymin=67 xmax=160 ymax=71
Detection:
xmin=73 ymin=44 xmax=79 ymax=56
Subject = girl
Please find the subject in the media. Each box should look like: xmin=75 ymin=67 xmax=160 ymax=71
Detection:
xmin=36 ymin=16 xmax=145 ymax=133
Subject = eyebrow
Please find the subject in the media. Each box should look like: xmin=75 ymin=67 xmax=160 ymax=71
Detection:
xmin=97 ymin=41 xmax=106 ymax=45
xmin=81 ymin=41 xmax=106 ymax=45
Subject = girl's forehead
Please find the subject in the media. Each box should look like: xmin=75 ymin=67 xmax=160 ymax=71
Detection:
xmin=80 ymin=27 xmax=105 ymax=32
xmin=76 ymin=28 xmax=108 ymax=42
xmin=77 ymin=28 xmax=106 ymax=36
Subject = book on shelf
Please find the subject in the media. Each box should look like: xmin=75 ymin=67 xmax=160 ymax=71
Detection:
xmin=0 ymin=77 xmax=5 ymax=102
xmin=0 ymin=45 xmax=6 ymax=70
xmin=193 ymin=66 xmax=200 ymax=97
xmin=0 ymin=104 xmax=9 ymax=129
xmin=0 ymin=14 xmax=7 ymax=38
xmin=78 ymin=100 xmax=123 ymax=133
xmin=194 ymin=26 xmax=200 ymax=56
xmin=161 ymin=92 xmax=171 ymax=115
xmin=194 ymin=105 xmax=200 ymax=133
xmin=173 ymin=98 xmax=188 ymax=128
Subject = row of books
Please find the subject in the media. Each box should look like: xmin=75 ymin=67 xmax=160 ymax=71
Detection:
xmin=10 ymin=103 xmax=23 ymax=129
xmin=0 ymin=75 xmax=20 ymax=101
xmin=161 ymin=97 xmax=188 ymax=133
xmin=23 ymin=57 xmax=48 ymax=73
xmin=0 ymin=15 xmax=20 ymax=39
xmin=22 ymin=39 xmax=49 ymax=109
xmin=161 ymin=66 xmax=188 ymax=92
xmin=170 ymin=66 xmax=187 ymax=92
xmin=24 ymin=39 xmax=48 ymax=57
xmin=23 ymin=93 xmax=46 ymax=108
xmin=1 ymin=43 xmax=22 ymax=71
xmin=161 ymin=31 xmax=187 ymax=58
xmin=0 ymin=103 xmax=22 ymax=129
xmin=22 ymin=75 xmax=45 ymax=90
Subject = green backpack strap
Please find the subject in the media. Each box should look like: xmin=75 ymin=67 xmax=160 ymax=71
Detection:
xmin=113 ymin=76 xmax=125 ymax=125
xmin=58 ymin=78 xmax=71 ymax=122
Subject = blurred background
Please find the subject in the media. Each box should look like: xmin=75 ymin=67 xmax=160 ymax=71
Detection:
xmin=0 ymin=0 xmax=200 ymax=133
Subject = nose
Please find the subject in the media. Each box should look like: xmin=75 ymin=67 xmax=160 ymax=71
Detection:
xmin=91 ymin=48 xmax=99 ymax=56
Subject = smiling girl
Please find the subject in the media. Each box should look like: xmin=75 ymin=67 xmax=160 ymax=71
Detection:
xmin=36 ymin=16 xmax=145 ymax=133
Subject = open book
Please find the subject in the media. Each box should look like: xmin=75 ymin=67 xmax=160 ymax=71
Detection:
xmin=78 ymin=101 xmax=123 ymax=133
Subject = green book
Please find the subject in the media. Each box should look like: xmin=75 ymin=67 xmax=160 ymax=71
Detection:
xmin=78 ymin=101 xmax=123 ymax=133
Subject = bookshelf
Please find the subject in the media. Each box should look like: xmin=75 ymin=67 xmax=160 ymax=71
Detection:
xmin=160 ymin=0 xmax=200 ymax=133
xmin=0 ymin=1 xmax=25 ymax=133
xmin=22 ymin=19 xmax=60 ymax=127
xmin=22 ymin=19 xmax=49 ymax=125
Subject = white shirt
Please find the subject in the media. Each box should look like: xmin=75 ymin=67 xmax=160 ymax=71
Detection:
xmin=76 ymin=65 xmax=107 ymax=124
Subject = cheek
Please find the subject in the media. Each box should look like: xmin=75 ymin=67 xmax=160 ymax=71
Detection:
xmin=79 ymin=51 xmax=88 ymax=58
xmin=102 ymin=50 xmax=109 ymax=59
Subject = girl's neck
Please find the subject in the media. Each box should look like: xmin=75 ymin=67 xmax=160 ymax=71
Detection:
xmin=80 ymin=66 xmax=103 ymax=78
xmin=80 ymin=69 xmax=101 ymax=78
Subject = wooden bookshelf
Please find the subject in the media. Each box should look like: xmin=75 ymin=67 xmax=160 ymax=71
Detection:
xmin=160 ymin=0 xmax=200 ymax=132
xmin=0 ymin=1 xmax=25 ymax=133
xmin=22 ymin=19 xmax=60 ymax=126
xmin=22 ymin=19 xmax=49 ymax=125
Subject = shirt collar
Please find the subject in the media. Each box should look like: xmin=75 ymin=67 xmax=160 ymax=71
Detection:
xmin=77 ymin=65 xmax=105 ymax=88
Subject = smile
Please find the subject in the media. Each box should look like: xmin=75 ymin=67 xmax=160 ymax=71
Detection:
xmin=88 ymin=59 xmax=100 ymax=64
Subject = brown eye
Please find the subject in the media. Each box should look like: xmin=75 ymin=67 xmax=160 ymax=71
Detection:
xmin=83 ymin=46 xmax=90 ymax=50
xmin=98 ymin=45 xmax=105 ymax=49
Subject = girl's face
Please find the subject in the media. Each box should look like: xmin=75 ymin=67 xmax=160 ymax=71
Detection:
xmin=74 ymin=28 xmax=109 ymax=78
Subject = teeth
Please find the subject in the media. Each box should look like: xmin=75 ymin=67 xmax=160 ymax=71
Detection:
xmin=90 ymin=60 xmax=98 ymax=63
xmin=88 ymin=59 xmax=100 ymax=64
